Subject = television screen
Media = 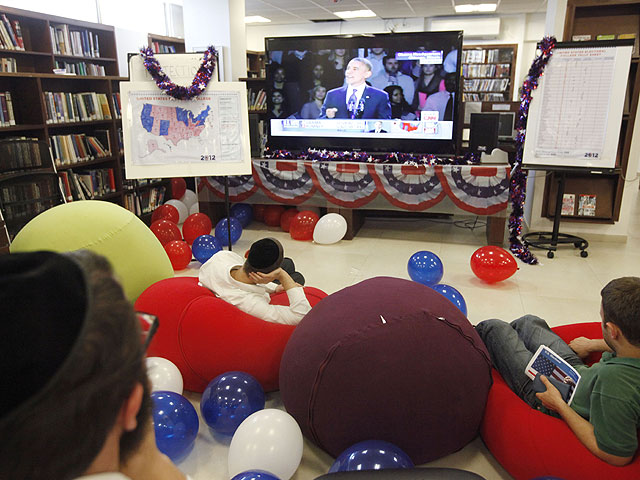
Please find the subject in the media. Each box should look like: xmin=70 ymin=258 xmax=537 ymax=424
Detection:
xmin=264 ymin=31 xmax=463 ymax=154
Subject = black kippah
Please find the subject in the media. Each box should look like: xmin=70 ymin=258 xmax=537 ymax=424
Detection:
xmin=247 ymin=238 xmax=284 ymax=273
xmin=0 ymin=251 xmax=88 ymax=421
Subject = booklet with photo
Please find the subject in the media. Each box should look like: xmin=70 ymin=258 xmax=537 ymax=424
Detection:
xmin=525 ymin=345 xmax=581 ymax=405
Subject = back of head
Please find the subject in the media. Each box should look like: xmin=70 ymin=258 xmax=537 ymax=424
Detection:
xmin=245 ymin=237 xmax=284 ymax=274
xmin=601 ymin=276 xmax=640 ymax=346
xmin=0 ymin=250 xmax=147 ymax=480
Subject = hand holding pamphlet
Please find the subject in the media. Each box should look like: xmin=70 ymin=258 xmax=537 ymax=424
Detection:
xmin=525 ymin=345 xmax=581 ymax=405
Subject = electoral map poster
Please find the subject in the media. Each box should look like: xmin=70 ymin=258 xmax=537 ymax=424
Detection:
xmin=121 ymin=81 xmax=252 ymax=179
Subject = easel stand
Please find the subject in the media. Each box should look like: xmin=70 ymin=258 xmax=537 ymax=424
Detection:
xmin=223 ymin=176 xmax=232 ymax=251
xmin=522 ymin=171 xmax=588 ymax=259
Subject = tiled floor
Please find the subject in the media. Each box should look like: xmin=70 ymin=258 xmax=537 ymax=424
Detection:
xmin=175 ymin=193 xmax=640 ymax=480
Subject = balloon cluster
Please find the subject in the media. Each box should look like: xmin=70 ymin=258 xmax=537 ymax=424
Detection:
xmin=407 ymin=246 xmax=518 ymax=317
xmin=240 ymin=203 xmax=347 ymax=245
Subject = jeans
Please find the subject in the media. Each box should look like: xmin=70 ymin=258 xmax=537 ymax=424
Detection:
xmin=475 ymin=315 xmax=584 ymax=408
xmin=278 ymin=257 xmax=305 ymax=286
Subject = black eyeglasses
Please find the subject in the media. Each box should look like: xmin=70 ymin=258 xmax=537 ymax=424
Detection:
xmin=136 ymin=312 xmax=159 ymax=352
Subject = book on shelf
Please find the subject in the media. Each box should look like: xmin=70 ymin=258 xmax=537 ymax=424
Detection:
xmin=50 ymin=132 xmax=111 ymax=167
xmin=54 ymin=60 xmax=106 ymax=76
xmin=111 ymin=92 xmax=121 ymax=118
xmin=50 ymin=24 xmax=100 ymax=57
xmin=578 ymin=194 xmax=597 ymax=217
xmin=0 ymin=137 xmax=42 ymax=171
xmin=0 ymin=57 xmax=17 ymax=72
xmin=0 ymin=14 xmax=24 ymax=51
xmin=43 ymin=91 xmax=112 ymax=123
xmin=561 ymin=193 xmax=575 ymax=216
xmin=58 ymin=167 xmax=114 ymax=201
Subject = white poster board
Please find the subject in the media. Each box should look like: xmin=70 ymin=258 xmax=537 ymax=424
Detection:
xmin=121 ymin=52 xmax=250 ymax=179
xmin=522 ymin=42 xmax=633 ymax=171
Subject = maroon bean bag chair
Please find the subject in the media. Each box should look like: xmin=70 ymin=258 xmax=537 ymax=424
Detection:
xmin=279 ymin=276 xmax=493 ymax=464
xmin=481 ymin=322 xmax=640 ymax=480
xmin=134 ymin=276 xmax=327 ymax=392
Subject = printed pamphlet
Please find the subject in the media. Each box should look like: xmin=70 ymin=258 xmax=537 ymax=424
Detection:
xmin=525 ymin=345 xmax=581 ymax=405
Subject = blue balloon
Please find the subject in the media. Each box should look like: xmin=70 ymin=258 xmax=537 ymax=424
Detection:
xmin=215 ymin=217 xmax=243 ymax=246
xmin=151 ymin=391 xmax=199 ymax=463
xmin=329 ymin=440 xmax=414 ymax=473
xmin=230 ymin=203 xmax=254 ymax=228
xmin=192 ymin=234 xmax=222 ymax=263
xmin=231 ymin=471 xmax=281 ymax=480
xmin=200 ymin=371 xmax=265 ymax=436
xmin=407 ymin=251 xmax=443 ymax=286
xmin=431 ymin=283 xmax=467 ymax=316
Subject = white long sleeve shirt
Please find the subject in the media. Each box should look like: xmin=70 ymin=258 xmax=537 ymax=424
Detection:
xmin=198 ymin=251 xmax=311 ymax=325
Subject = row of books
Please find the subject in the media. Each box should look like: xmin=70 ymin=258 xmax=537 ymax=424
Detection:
xmin=123 ymin=176 xmax=163 ymax=191
xmin=248 ymin=88 xmax=267 ymax=110
xmin=463 ymin=48 xmax=513 ymax=64
xmin=50 ymin=23 xmax=100 ymax=58
xmin=463 ymin=92 xmax=507 ymax=102
xmin=0 ymin=57 xmax=17 ymax=72
xmin=43 ymin=91 xmax=112 ymax=124
xmin=0 ymin=177 xmax=59 ymax=216
xmin=0 ymin=137 xmax=42 ymax=171
xmin=462 ymin=63 xmax=510 ymax=79
xmin=463 ymin=78 xmax=510 ymax=93
xmin=112 ymin=92 xmax=121 ymax=118
xmin=0 ymin=14 xmax=25 ymax=51
xmin=59 ymin=168 xmax=115 ymax=201
xmin=124 ymin=186 xmax=166 ymax=216
xmin=150 ymin=43 xmax=177 ymax=53
xmin=49 ymin=131 xmax=111 ymax=167
xmin=54 ymin=60 xmax=106 ymax=76
xmin=0 ymin=91 xmax=15 ymax=127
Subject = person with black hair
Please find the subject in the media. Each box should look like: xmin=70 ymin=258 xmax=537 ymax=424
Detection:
xmin=198 ymin=238 xmax=311 ymax=325
xmin=476 ymin=277 xmax=640 ymax=466
xmin=0 ymin=250 xmax=188 ymax=480
xmin=384 ymin=85 xmax=416 ymax=120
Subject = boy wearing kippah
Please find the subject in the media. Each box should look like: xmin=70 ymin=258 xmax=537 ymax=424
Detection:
xmin=198 ymin=237 xmax=311 ymax=325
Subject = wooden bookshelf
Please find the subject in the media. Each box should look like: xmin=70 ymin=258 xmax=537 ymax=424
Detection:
xmin=0 ymin=207 xmax=9 ymax=253
xmin=148 ymin=33 xmax=185 ymax=54
xmin=461 ymin=44 xmax=518 ymax=102
xmin=0 ymin=6 xmax=171 ymax=246
xmin=246 ymin=50 xmax=265 ymax=78
xmin=540 ymin=0 xmax=640 ymax=224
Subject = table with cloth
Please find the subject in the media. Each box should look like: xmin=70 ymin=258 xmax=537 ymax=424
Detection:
xmin=198 ymin=159 xmax=511 ymax=244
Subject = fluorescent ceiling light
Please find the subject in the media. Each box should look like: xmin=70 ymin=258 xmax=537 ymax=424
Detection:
xmin=454 ymin=3 xmax=498 ymax=13
xmin=245 ymin=15 xmax=271 ymax=23
xmin=334 ymin=9 xmax=377 ymax=19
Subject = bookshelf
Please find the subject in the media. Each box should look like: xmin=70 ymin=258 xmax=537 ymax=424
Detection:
xmin=148 ymin=33 xmax=185 ymax=54
xmin=246 ymin=50 xmax=265 ymax=78
xmin=0 ymin=5 xmax=171 ymax=244
xmin=0 ymin=207 xmax=9 ymax=253
xmin=541 ymin=0 xmax=640 ymax=223
xmin=461 ymin=44 xmax=518 ymax=102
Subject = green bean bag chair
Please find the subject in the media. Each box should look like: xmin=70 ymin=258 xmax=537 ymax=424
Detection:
xmin=11 ymin=200 xmax=173 ymax=300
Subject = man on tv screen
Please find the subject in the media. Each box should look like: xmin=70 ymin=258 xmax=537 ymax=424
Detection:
xmin=320 ymin=57 xmax=392 ymax=120
xmin=369 ymin=55 xmax=415 ymax=105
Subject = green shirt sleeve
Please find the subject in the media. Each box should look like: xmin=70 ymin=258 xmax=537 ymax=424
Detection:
xmin=590 ymin=390 xmax=638 ymax=457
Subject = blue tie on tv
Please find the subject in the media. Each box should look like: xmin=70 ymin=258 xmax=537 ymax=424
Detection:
xmin=348 ymin=89 xmax=357 ymax=119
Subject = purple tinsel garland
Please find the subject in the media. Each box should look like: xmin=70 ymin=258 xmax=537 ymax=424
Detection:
xmin=508 ymin=36 xmax=557 ymax=265
xmin=139 ymin=46 xmax=218 ymax=100
xmin=265 ymin=148 xmax=480 ymax=166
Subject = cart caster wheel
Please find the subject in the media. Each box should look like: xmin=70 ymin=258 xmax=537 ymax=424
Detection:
xmin=547 ymin=251 xmax=555 ymax=259
xmin=580 ymin=250 xmax=588 ymax=258
xmin=574 ymin=242 xmax=582 ymax=248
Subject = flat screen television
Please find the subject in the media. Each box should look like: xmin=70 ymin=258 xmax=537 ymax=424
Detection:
xmin=264 ymin=31 xmax=463 ymax=155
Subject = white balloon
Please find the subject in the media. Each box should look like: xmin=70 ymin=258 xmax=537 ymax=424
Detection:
xmin=180 ymin=189 xmax=198 ymax=209
xmin=313 ymin=213 xmax=347 ymax=244
xmin=228 ymin=409 xmax=303 ymax=480
xmin=146 ymin=357 xmax=183 ymax=394
xmin=189 ymin=202 xmax=199 ymax=215
xmin=164 ymin=199 xmax=188 ymax=223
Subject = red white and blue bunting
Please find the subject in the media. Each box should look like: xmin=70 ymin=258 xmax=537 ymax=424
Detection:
xmin=308 ymin=162 xmax=378 ymax=208
xmin=436 ymin=166 xmax=510 ymax=215
xmin=369 ymin=164 xmax=445 ymax=211
xmin=252 ymin=159 xmax=316 ymax=204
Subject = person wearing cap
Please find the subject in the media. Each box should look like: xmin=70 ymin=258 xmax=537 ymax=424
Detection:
xmin=0 ymin=250 xmax=188 ymax=480
xmin=198 ymin=238 xmax=311 ymax=325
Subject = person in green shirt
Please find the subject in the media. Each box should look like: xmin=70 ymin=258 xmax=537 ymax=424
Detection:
xmin=476 ymin=276 xmax=640 ymax=466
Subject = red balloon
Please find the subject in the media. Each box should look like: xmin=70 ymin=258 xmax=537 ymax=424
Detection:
xmin=280 ymin=208 xmax=299 ymax=232
xmin=253 ymin=204 xmax=267 ymax=222
xmin=151 ymin=204 xmax=179 ymax=224
xmin=263 ymin=205 xmax=285 ymax=227
xmin=290 ymin=211 xmax=320 ymax=241
xmin=164 ymin=240 xmax=192 ymax=270
xmin=150 ymin=220 xmax=182 ymax=246
xmin=171 ymin=178 xmax=187 ymax=199
xmin=470 ymin=246 xmax=518 ymax=283
xmin=182 ymin=213 xmax=213 ymax=244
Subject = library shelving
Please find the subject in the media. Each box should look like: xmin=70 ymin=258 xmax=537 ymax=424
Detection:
xmin=541 ymin=0 xmax=640 ymax=223
xmin=461 ymin=44 xmax=518 ymax=102
xmin=246 ymin=50 xmax=265 ymax=79
xmin=0 ymin=207 xmax=9 ymax=253
xmin=0 ymin=5 xmax=171 ymax=245
xmin=148 ymin=33 xmax=185 ymax=54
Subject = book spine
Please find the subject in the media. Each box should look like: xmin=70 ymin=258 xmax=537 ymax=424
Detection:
xmin=11 ymin=20 xmax=24 ymax=50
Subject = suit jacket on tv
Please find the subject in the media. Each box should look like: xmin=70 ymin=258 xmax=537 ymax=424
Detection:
xmin=320 ymin=85 xmax=392 ymax=120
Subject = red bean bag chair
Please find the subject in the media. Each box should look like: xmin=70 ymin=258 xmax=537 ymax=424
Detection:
xmin=481 ymin=322 xmax=640 ymax=480
xmin=134 ymin=276 xmax=327 ymax=393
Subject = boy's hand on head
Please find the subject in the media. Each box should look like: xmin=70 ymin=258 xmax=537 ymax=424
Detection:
xmin=249 ymin=268 xmax=283 ymax=284
xmin=535 ymin=375 xmax=567 ymax=412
